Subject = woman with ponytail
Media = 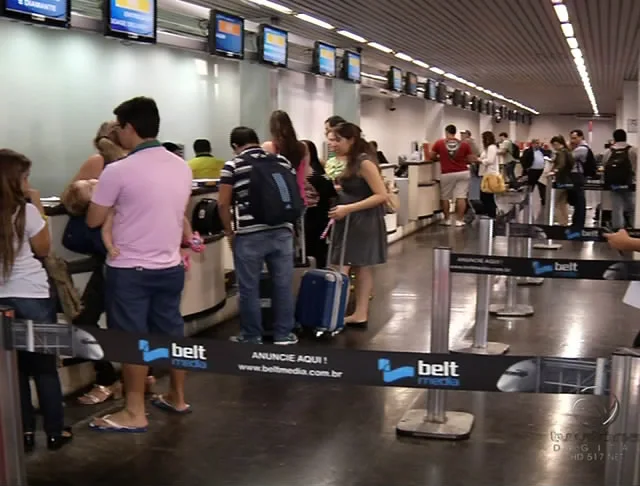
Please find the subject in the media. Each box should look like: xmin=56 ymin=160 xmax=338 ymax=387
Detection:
xmin=0 ymin=149 xmax=72 ymax=452
xmin=328 ymin=123 xmax=388 ymax=328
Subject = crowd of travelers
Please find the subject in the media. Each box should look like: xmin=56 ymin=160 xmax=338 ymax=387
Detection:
xmin=0 ymin=98 xmax=390 ymax=449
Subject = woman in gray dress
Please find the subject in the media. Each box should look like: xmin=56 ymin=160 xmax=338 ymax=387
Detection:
xmin=328 ymin=123 xmax=388 ymax=328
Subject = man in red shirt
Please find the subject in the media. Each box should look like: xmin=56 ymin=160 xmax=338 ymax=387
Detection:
xmin=430 ymin=124 xmax=477 ymax=226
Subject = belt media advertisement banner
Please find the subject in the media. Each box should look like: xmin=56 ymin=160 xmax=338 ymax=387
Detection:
xmin=494 ymin=223 xmax=640 ymax=242
xmin=450 ymin=253 xmax=640 ymax=280
xmin=69 ymin=326 xmax=551 ymax=393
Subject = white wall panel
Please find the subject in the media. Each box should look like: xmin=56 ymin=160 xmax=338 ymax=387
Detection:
xmin=529 ymin=116 xmax=615 ymax=153
xmin=276 ymin=70 xmax=333 ymax=153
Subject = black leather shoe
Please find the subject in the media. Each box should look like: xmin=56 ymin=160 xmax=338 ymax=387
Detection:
xmin=47 ymin=427 xmax=73 ymax=451
xmin=24 ymin=433 xmax=35 ymax=454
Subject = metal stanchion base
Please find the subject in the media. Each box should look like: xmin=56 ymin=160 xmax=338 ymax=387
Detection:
xmin=517 ymin=277 xmax=544 ymax=286
xmin=452 ymin=341 xmax=510 ymax=355
xmin=489 ymin=304 xmax=535 ymax=317
xmin=533 ymin=241 xmax=562 ymax=250
xmin=396 ymin=410 xmax=474 ymax=440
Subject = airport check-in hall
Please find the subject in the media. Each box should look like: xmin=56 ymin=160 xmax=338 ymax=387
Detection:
xmin=1 ymin=0 xmax=640 ymax=485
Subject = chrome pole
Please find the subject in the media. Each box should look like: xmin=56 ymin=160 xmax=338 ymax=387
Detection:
xmin=396 ymin=248 xmax=474 ymax=439
xmin=519 ymin=188 xmax=544 ymax=286
xmin=534 ymin=177 xmax=562 ymax=250
xmin=0 ymin=308 xmax=27 ymax=486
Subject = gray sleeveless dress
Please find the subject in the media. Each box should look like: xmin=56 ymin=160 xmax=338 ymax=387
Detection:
xmin=329 ymin=155 xmax=388 ymax=267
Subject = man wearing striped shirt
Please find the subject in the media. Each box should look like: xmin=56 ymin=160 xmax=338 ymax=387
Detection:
xmin=217 ymin=126 xmax=298 ymax=345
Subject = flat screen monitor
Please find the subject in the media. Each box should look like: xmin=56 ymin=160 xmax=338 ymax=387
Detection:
xmin=313 ymin=41 xmax=336 ymax=77
xmin=425 ymin=79 xmax=437 ymax=101
xmin=2 ymin=0 xmax=69 ymax=27
xmin=341 ymin=51 xmax=361 ymax=83
xmin=461 ymin=91 xmax=468 ymax=109
xmin=486 ymin=100 xmax=493 ymax=115
xmin=387 ymin=66 xmax=402 ymax=92
xmin=436 ymin=82 xmax=447 ymax=103
xmin=104 ymin=0 xmax=157 ymax=43
xmin=405 ymin=72 xmax=418 ymax=96
xmin=452 ymin=89 xmax=463 ymax=107
xmin=259 ymin=24 xmax=288 ymax=68
xmin=209 ymin=10 xmax=244 ymax=59
xmin=470 ymin=96 xmax=478 ymax=111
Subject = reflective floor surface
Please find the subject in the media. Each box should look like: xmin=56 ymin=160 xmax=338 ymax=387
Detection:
xmin=26 ymin=212 xmax=639 ymax=486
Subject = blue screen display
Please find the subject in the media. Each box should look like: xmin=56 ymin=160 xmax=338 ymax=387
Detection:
xmin=4 ymin=0 xmax=67 ymax=21
xmin=108 ymin=0 xmax=155 ymax=39
xmin=317 ymin=43 xmax=336 ymax=76
xmin=262 ymin=26 xmax=287 ymax=66
xmin=346 ymin=52 xmax=360 ymax=82
xmin=392 ymin=68 xmax=402 ymax=92
xmin=214 ymin=12 xmax=243 ymax=57
xmin=406 ymin=73 xmax=417 ymax=95
xmin=428 ymin=81 xmax=437 ymax=100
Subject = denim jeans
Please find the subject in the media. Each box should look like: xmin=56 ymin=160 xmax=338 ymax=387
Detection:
xmin=570 ymin=188 xmax=586 ymax=231
xmin=234 ymin=228 xmax=295 ymax=339
xmin=0 ymin=296 xmax=65 ymax=436
xmin=610 ymin=191 xmax=635 ymax=229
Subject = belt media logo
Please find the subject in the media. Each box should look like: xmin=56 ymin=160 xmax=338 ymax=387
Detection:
xmin=532 ymin=260 xmax=579 ymax=277
xmin=377 ymin=358 xmax=460 ymax=388
xmin=138 ymin=339 xmax=208 ymax=370
xmin=564 ymin=228 xmax=600 ymax=240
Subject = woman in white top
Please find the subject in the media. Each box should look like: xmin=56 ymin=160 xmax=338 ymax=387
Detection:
xmin=479 ymin=131 xmax=499 ymax=218
xmin=0 ymin=149 xmax=72 ymax=452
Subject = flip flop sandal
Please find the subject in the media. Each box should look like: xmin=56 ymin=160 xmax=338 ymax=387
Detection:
xmin=151 ymin=395 xmax=192 ymax=415
xmin=89 ymin=414 xmax=148 ymax=433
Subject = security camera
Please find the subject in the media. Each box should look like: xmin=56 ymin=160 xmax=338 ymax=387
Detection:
xmin=386 ymin=99 xmax=396 ymax=112
xmin=355 ymin=46 xmax=363 ymax=54
xmin=270 ymin=16 xmax=280 ymax=25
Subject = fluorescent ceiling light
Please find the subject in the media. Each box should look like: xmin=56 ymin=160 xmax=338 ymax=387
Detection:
xmin=551 ymin=0 xmax=563 ymax=3
xmin=412 ymin=60 xmax=429 ymax=69
xmin=561 ymin=22 xmax=574 ymax=37
xmin=571 ymin=48 xmax=583 ymax=59
xmin=368 ymin=42 xmax=393 ymax=53
xmin=554 ymin=4 xmax=569 ymax=22
xmin=295 ymin=13 xmax=333 ymax=29
xmin=337 ymin=30 xmax=367 ymax=43
xmin=566 ymin=37 xmax=579 ymax=49
xmin=444 ymin=72 xmax=456 ymax=80
xmin=429 ymin=66 xmax=445 ymax=75
xmin=395 ymin=52 xmax=413 ymax=62
xmin=467 ymin=82 xmax=477 ymax=88
xmin=247 ymin=0 xmax=292 ymax=14
xmin=361 ymin=72 xmax=386 ymax=82
xmin=574 ymin=56 xmax=585 ymax=67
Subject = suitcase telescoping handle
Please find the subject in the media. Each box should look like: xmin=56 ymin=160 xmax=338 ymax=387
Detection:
xmin=327 ymin=214 xmax=350 ymax=270
xmin=298 ymin=210 xmax=306 ymax=263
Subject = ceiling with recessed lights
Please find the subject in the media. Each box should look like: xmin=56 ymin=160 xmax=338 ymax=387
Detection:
xmin=200 ymin=0 xmax=640 ymax=115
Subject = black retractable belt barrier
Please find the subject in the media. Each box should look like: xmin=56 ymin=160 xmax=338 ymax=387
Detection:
xmin=553 ymin=181 xmax=636 ymax=192
xmin=450 ymin=253 xmax=640 ymax=280
xmin=494 ymin=223 xmax=640 ymax=242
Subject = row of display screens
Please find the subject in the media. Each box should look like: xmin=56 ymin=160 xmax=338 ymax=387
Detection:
xmin=386 ymin=67 xmax=532 ymax=124
xmin=0 ymin=0 xmax=362 ymax=83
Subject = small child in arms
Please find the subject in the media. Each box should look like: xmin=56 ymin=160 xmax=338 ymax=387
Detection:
xmin=64 ymin=179 xmax=119 ymax=259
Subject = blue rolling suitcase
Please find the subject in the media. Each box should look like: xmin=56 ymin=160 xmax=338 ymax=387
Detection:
xmin=295 ymin=215 xmax=350 ymax=337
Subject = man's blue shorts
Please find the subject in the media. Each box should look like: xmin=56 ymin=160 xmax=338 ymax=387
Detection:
xmin=105 ymin=265 xmax=185 ymax=337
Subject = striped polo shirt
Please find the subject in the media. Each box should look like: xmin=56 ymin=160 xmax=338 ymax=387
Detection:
xmin=219 ymin=146 xmax=296 ymax=234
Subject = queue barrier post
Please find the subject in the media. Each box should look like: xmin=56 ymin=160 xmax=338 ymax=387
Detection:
xmin=489 ymin=221 xmax=535 ymax=318
xmin=603 ymin=349 xmax=640 ymax=485
xmin=518 ymin=189 xmax=544 ymax=286
xmin=533 ymin=177 xmax=562 ymax=250
xmin=453 ymin=217 xmax=509 ymax=355
xmin=396 ymin=247 xmax=474 ymax=440
xmin=0 ymin=307 xmax=28 ymax=486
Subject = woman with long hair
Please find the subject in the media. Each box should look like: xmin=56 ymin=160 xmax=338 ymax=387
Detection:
xmin=0 ymin=149 xmax=72 ymax=452
xmin=328 ymin=123 xmax=388 ymax=327
xmin=550 ymin=135 xmax=575 ymax=226
xmin=263 ymin=110 xmax=309 ymax=205
xmin=478 ymin=131 xmax=499 ymax=218
xmin=301 ymin=139 xmax=337 ymax=268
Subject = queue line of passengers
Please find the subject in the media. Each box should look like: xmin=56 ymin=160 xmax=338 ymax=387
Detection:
xmin=0 ymin=98 xmax=390 ymax=448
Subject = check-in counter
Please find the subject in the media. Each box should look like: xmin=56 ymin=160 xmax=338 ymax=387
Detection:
xmin=380 ymin=163 xmax=398 ymax=236
xmin=43 ymin=185 xmax=227 ymax=324
xmin=405 ymin=161 xmax=441 ymax=222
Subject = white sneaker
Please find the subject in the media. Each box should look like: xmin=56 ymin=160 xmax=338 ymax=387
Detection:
xmin=440 ymin=220 xmax=452 ymax=226
xmin=454 ymin=220 xmax=466 ymax=227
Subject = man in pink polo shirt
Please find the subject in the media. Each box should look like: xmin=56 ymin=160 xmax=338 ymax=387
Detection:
xmin=86 ymin=96 xmax=193 ymax=432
